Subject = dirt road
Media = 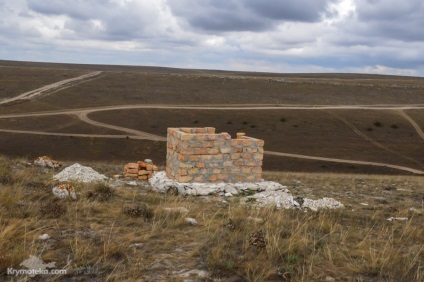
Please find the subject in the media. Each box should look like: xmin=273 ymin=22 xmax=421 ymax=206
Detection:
xmin=264 ymin=151 xmax=424 ymax=175
xmin=0 ymin=102 xmax=423 ymax=175
xmin=397 ymin=110 xmax=424 ymax=142
xmin=0 ymin=71 xmax=102 ymax=106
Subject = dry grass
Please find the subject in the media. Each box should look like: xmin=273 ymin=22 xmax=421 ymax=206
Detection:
xmin=0 ymin=156 xmax=422 ymax=280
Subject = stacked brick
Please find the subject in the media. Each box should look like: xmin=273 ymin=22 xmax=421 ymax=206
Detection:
xmin=124 ymin=161 xmax=158 ymax=180
xmin=166 ymin=127 xmax=264 ymax=183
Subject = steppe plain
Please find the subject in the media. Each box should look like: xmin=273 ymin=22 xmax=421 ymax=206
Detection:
xmin=0 ymin=60 xmax=423 ymax=281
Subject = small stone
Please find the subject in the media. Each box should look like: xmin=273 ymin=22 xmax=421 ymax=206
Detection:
xmin=164 ymin=207 xmax=189 ymax=213
xmin=113 ymin=174 xmax=121 ymax=179
xmin=52 ymin=184 xmax=77 ymax=200
xmin=38 ymin=234 xmax=50 ymax=240
xmin=126 ymin=181 xmax=137 ymax=186
xmin=185 ymin=217 xmax=198 ymax=225
xmin=387 ymin=217 xmax=408 ymax=222
xmin=224 ymin=192 xmax=233 ymax=197
xmin=144 ymin=159 xmax=153 ymax=164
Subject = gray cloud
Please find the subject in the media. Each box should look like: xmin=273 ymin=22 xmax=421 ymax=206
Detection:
xmin=168 ymin=0 xmax=337 ymax=32
xmin=354 ymin=0 xmax=424 ymax=41
xmin=0 ymin=0 xmax=423 ymax=76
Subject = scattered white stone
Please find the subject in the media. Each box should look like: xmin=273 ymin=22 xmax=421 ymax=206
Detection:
xmin=129 ymin=243 xmax=143 ymax=248
xmin=149 ymin=171 xmax=288 ymax=196
xmin=126 ymin=181 xmax=137 ymax=186
xmin=178 ymin=269 xmax=210 ymax=280
xmin=245 ymin=190 xmax=296 ymax=209
xmin=302 ymin=198 xmax=345 ymax=211
xmin=224 ymin=184 xmax=239 ymax=195
xmin=360 ymin=203 xmax=369 ymax=206
xmin=20 ymin=255 xmax=56 ymax=277
xmin=38 ymin=234 xmax=50 ymax=240
xmin=149 ymin=172 xmax=344 ymax=211
xmin=164 ymin=207 xmax=189 ymax=213
xmin=144 ymin=159 xmax=153 ymax=164
xmin=185 ymin=217 xmax=198 ymax=225
xmin=53 ymin=163 xmax=108 ymax=183
xmin=409 ymin=208 xmax=422 ymax=214
xmin=387 ymin=217 xmax=408 ymax=222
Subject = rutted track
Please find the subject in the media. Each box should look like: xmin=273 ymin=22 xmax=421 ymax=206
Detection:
xmin=0 ymin=103 xmax=423 ymax=175
xmin=0 ymin=71 xmax=103 ymax=106
xmin=397 ymin=110 xmax=424 ymax=142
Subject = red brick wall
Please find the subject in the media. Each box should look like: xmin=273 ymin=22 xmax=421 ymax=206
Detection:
xmin=166 ymin=127 xmax=264 ymax=183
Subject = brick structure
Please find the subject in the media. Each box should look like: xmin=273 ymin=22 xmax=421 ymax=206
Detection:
xmin=166 ymin=127 xmax=264 ymax=183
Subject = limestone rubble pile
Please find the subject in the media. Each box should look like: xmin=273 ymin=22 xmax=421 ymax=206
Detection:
xmin=124 ymin=161 xmax=158 ymax=180
xmin=53 ymin=163 xmax=108 ymax=183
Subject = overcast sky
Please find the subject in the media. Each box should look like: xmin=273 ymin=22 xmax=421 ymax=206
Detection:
xmin=0 ymin=0 xmax=423 ymax=76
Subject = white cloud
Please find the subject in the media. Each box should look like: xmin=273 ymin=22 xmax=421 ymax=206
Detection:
xmin=0 ymin=0 xmax=422 ymax=76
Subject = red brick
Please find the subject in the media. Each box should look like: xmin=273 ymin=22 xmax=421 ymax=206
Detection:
xmin=252 ymin=167 xmax=262 ymax=174
xmin=188 ymin=168 xmax=199 ymax=175
xmin=242 ymin=167 xmax=252 ymax=173
xmin=242 ymin=153 xmax=252 ymax=159
xmin=206 ymin=127 xmax=215 ymax=134
xmin=137 ymin=161 xmax=147 ymax=168
xmin=254 ymin=154 xmax=263 ymax=161
xmin=179 ymin=169 xmax=188 ymax=176
xmin=208 ymin=175 xmax=218 ymax=182
xmin=196 ymin=162 xmax=205 ymax=168
xmin=247 ymin=161 xmax=256 ymax=166
xmin=178 ymin=154 xmax=188 ymax=161
xmin=207 ymin=148 xmax=220 ymax=155
xmin=202 ymin=141 xmax=213 ymax=148
xmin=242 ymin=139 xmax=253 ymax=146
xmin=180 ymin=134 xmax=194 ymax=141
xmin=217 ymin=174 xmax=229 ymax=181
xmin=127 ymin=163 xmax=138 ymax=169
xmin=193 ymin=175 xmax=205 ymax=182
xmin=230 ymin=153 xmax=241 ymax=160
xmin=138 ymin=170 xmax=149 ymax=175
xmin=178 ymin=176 xmax=193 ymax=183
xmin=212 ymin=169 xmax=222 ymax=174
xmin=255 ymin=140 xmax=265 ymax=146
xmin=232 ymin=147 xmax=243 ymax=153
xmin=234 ymin=160 xmax=245 ymax=166
xmin=231 ymin=139 xmax=243 ymax=146
xmin=189 ymin=155 xmax=199 ymax=162
xmin=138 ymin=175 xmax=148 ymax=180
xmin=195 ymin=148 xmax=207 ymax=155
xmin=197 ymin=128 xmax=206 ymax=134
xmin=220 ymin=147 xmax=231 ymax=154
xmin=231 ymin=168 xmax=241 ymax=173
xmin=126 ymin=168 xmax=138 ymax=174
xmin=146 ymin=164 xmax=153 ymax=171
xmin=236 ymin=132 xmax=245 ymax=139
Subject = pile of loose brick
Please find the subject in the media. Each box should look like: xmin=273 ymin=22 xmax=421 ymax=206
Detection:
xmin=166 ymin=127 xmax=264 ymax=183
xmin=124 ymin=161 xmax=158 ymax=180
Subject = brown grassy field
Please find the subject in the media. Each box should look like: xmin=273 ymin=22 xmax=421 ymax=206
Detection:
xmin=0 ymin=155 xmax=422 ymax=281
xmin=0 ymin=60 xmax=423 ymax=175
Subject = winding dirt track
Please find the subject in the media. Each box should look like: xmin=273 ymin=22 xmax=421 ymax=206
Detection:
xmin=0 ymin=74 xmax=423 ymax=175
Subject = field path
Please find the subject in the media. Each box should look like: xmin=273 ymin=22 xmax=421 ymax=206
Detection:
xmin=325 ymin=110 xmax=424 ymax=168
xmin=264 ymin=151 xmax=424 ymax=175
xmin=0 ymin=71 xmax=102 ymax=106
xmin=397 ymin=110 xmax=424 ymax=142
xmin=0 ymin=103 xmax=423 ymax=175
xmin=76 ymin=112 xmax=166 ymax=141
